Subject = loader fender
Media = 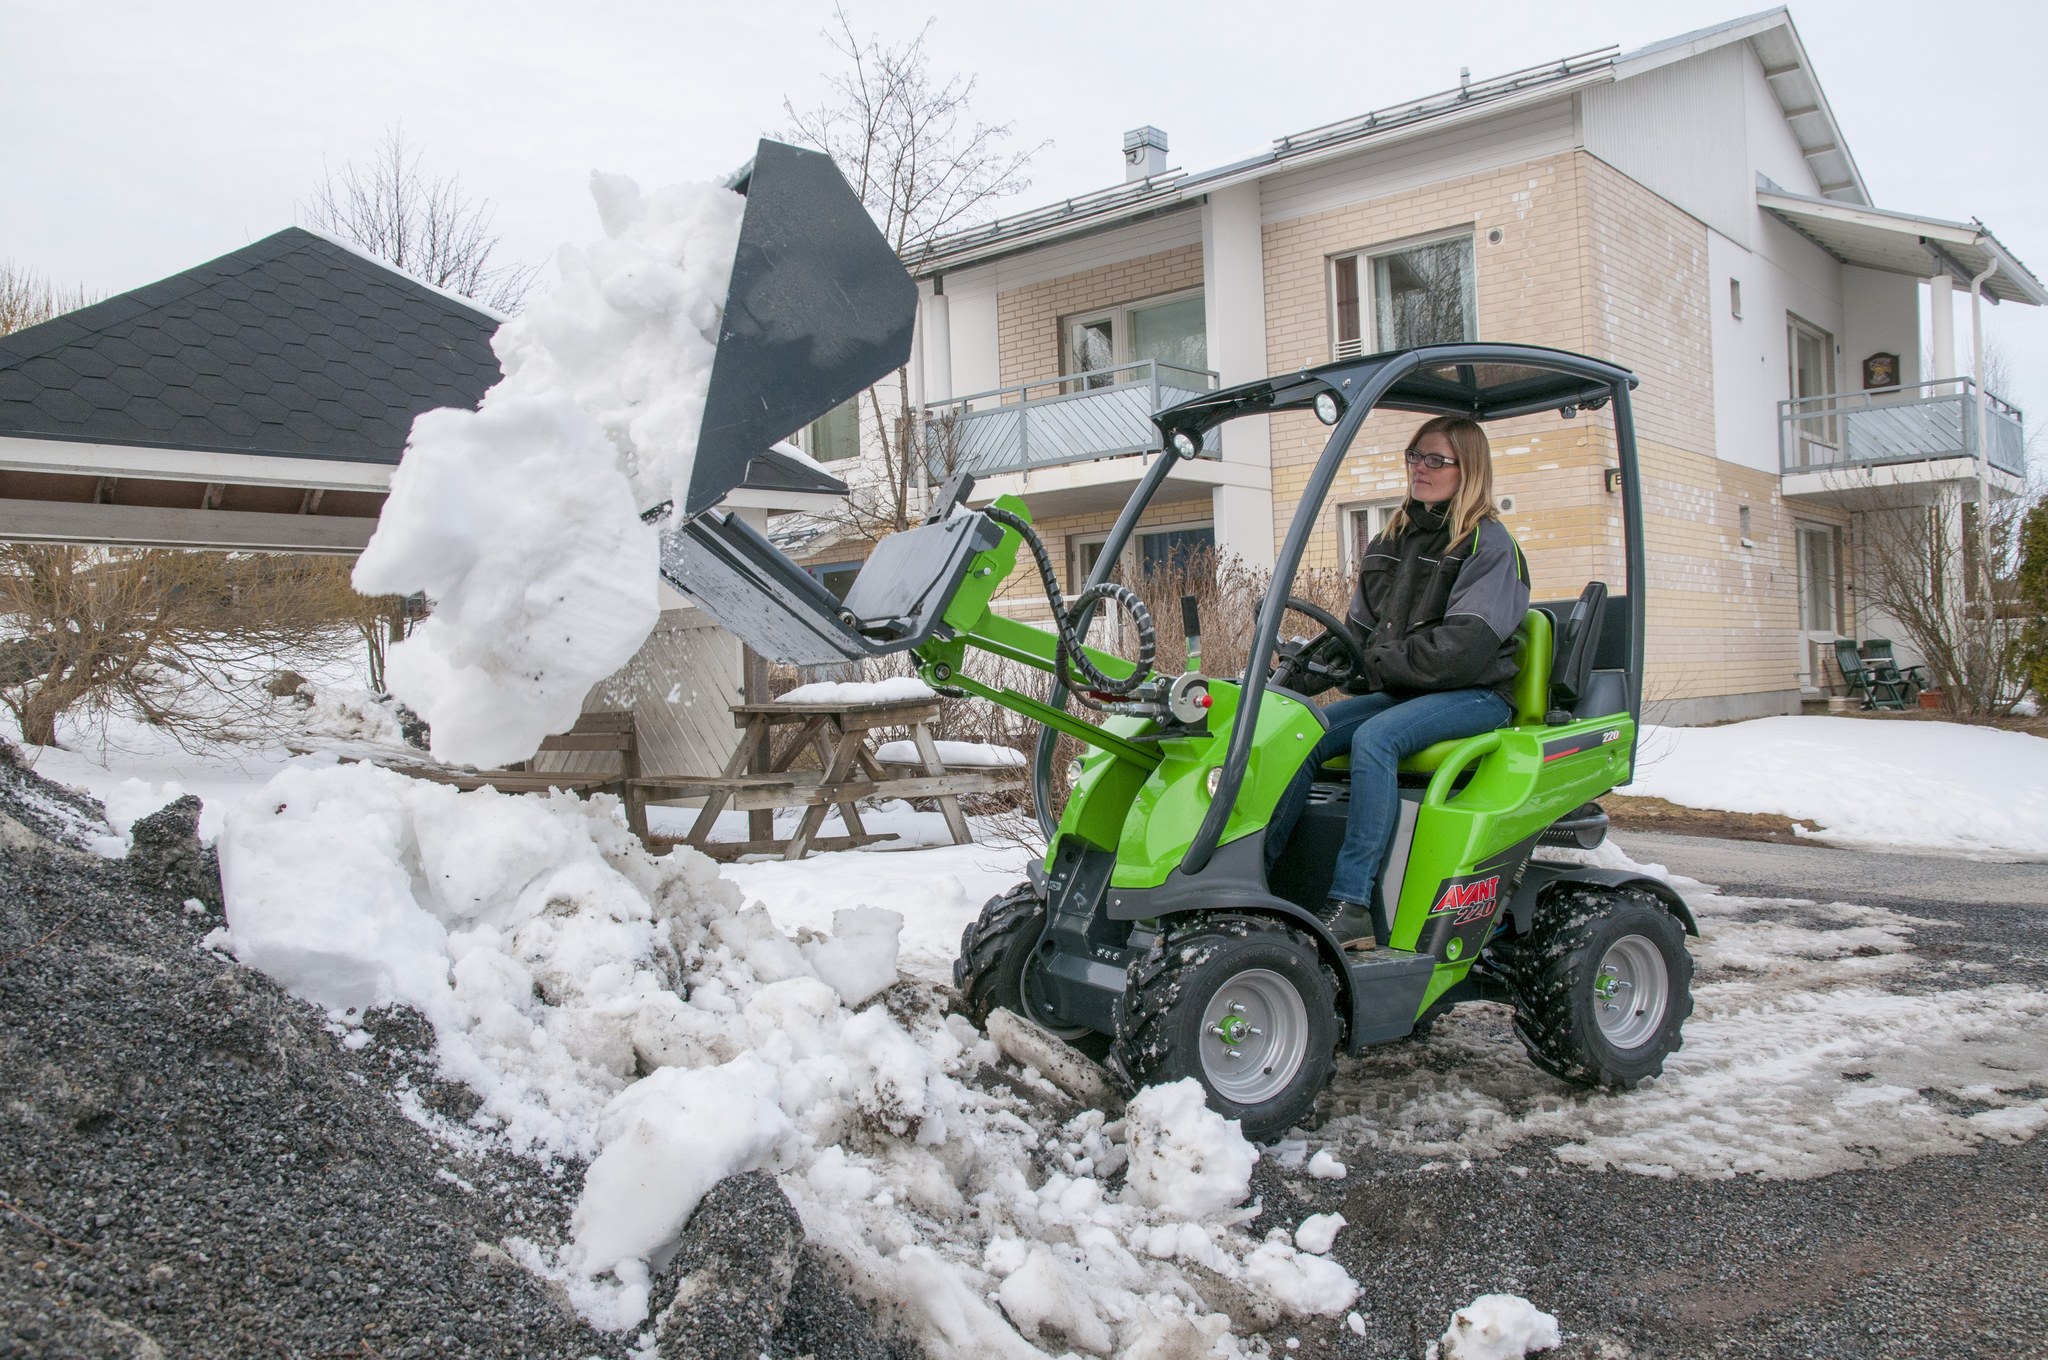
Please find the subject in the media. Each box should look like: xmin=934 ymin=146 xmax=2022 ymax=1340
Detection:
xmin=1508 ymin=863 xmax=1699 ymax=936
xmin=1101 ymin=834 xmax=1375 ymax=1043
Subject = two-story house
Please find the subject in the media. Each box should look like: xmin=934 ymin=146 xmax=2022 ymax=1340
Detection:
xmin=798 ymin=7 xmax=2040 ymax=724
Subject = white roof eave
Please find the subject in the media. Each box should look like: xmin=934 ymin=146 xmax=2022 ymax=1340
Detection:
xmin=1758 ymin=189 xmax=2048 ymax=306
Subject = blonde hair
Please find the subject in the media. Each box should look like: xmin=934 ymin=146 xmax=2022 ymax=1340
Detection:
xmin=1382 ymin=415 xmax=1499 ymax=546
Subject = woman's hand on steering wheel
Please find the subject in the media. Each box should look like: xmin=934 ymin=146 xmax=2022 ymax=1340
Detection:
xmin=1269 ymin=596 xmax=1370 ymax=696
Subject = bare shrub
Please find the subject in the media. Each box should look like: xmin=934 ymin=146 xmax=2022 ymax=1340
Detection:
xmin=0 ymin=546 xmax=382 ymax=747
xmin=0 ymin=262 xmax=94 ymax=337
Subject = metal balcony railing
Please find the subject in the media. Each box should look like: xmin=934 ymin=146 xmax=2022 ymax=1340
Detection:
xmin=1779 ymin=378 xmax=2025 ymax=479
xmin=921 ymin=359 xmax=1220 ymax=480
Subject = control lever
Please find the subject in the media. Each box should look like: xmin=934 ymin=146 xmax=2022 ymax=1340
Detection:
xmin=1181 ymin=593 xmax=1202 ymax=672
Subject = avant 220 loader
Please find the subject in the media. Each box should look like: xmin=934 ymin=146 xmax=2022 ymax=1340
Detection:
xmin=668 ymin=141 xmax=1696 ymax=1139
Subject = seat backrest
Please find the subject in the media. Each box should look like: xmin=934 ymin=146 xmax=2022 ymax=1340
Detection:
xmin=1548 ymin=581 xmax=1608 ymax=707
xmin=1508 ymin=608 xmax=1553 ymax=727
xmin=1832 ymin=637 xmax=1869 ymax=681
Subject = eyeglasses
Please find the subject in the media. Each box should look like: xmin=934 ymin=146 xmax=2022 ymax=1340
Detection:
xmin=1403 ymin=449 xmax=1457 ymax=470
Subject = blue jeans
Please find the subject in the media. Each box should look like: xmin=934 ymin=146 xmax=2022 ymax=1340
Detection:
xmin=1264 ymin=688 xmax=1513 ymax=905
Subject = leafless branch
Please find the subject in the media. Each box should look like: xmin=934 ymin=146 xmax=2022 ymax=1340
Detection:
xmin=300 ymin=126 xmax=539 ymax=314
xmin=782 ymin=5 xmax=1045 ymax=536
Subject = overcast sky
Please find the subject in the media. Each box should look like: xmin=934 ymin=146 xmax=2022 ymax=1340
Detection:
xmin=6 ymin=0 xmax=2042 ymax=432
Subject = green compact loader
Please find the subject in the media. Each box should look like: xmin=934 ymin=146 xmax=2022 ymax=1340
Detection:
xmin=667 ymin=141 xmax=1697 ymax=1139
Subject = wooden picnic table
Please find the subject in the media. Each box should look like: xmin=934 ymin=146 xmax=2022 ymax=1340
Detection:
xmin=632 ymin=697 xmax=1023 ymax=860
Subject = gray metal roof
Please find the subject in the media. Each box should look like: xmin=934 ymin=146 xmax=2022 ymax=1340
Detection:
xmin=906 ymin=8 xmax=1868 ymax=275
xmin=0 ymin=227 xmax=503 ymax=463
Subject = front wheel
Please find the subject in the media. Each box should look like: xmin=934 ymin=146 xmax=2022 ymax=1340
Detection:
xmin=1497 ymin=887 xmax=1693 ymax=1089
xmin=1109 ymin=914 xmax=1340 ymax=1142
xmin=953 ymin=883 xmax=1099 ymax=1048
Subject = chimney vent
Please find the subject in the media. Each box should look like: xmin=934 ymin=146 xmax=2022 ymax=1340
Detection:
xmin=1123 ymin=126 xmax=1169 ymax=183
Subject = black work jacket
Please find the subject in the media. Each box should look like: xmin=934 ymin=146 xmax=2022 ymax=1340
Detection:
xmin=1344 ymin=500 xmax=1530 ymax=697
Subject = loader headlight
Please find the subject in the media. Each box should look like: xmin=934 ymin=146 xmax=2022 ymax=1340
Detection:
xmin=1313 ymin=391 xmax=1342 ymax=425
xmin=1170 ymin=430 xmax=1199 ymax=457
xmin=1206 ymin=766 xmax=1224 ymax=798
xmin=1066 ymin=757 xmax=1084 ymax=785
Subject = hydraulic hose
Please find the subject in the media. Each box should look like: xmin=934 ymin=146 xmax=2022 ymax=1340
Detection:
xmin=980 ymin=505 xmax=1155 ymax=708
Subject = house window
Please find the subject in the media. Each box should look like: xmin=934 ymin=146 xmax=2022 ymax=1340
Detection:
xmin=1070 ymin=522 xmax=1216 ymax=587
xmin=1339 ymin=500 xmax=1402 ymax=573
xmin=807 ymin=560 xmax=861 ymax=602
xmin=1738 ymin=504 xmax=1754 ymax=548
xmin=1331 ymin=234 xmax=1476 ymax=359
xmin=1063 ymin=290 xmax=1207 ymax=389
xmin=803 ymin=396 xmax=861 ymax=462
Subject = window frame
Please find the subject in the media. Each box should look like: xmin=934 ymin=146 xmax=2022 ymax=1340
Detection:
xmin=1069 ymin=518 xmax=1216 ymax=589
xmin=1328 ymin=227 xmax=1479 ymax=360
xmin=1060 ymin=286 xmax=1207 ymax=389
xmin=1337 ymin=499 xmax=1404 ymax=575
xmin=805 ymin=559 xmax=863 ymax=602
xmin=799 ymin=395 xmax=863 ymax=463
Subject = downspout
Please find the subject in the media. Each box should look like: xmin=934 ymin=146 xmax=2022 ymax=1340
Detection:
xmin=1968 ymin=252 xmax=2000 ymax=625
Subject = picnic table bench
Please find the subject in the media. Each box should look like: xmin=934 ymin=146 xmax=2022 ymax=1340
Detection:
xmin=379 ymin=711 xmax=648 ymax=838
xmin=633 ymin=696 xmax=1023 ymax=860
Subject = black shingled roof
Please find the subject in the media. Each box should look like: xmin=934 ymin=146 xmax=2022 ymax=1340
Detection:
xmin=0 ymin=226 xmax=849 ymax=500
xmin=0 ymin=228 xmax=502 ymax=464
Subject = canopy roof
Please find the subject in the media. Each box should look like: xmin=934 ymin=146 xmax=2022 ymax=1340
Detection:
xmin=1156 ymin=344 xmax=1636 ymax=443
xmin=1759 ymin=187 xmax=2047 ymax=306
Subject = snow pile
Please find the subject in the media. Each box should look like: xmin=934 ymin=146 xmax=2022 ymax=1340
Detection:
xmin=1624 ymin=716 xmax=2048 ymax=857
xmin=1435 ymin=1293 xmax=1561 ymax=1359
xmin=776 ymin=676 xmax=935 ymax=705
xmin=1123 ymin=1079 xmax=1258 ymax=1218
xmin=215 ymin=761 xmax=1359 ymax=1350
xmin=355 ymin=174 xmax=747 ymax=768
xmin=874 ymin=738 xmax=1026 ymax=767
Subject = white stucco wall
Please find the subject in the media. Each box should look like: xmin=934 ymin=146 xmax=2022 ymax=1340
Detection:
xmin=1707 ymin=214 xmax=1844 ymax=474
xmin=1582 ymin=42 xmax=1753 ymax=244
xmin=1202 ymin=181 xmax=1274 ymax=569
xmin=1841 ymin=267 xmax=1923 ymax=391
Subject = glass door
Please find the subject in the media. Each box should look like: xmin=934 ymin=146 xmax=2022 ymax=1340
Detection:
xmin=1796 ymin=522 xmax=1840 ymax=691
xmin=1788 ymin=317 xmax=1838 ymax=466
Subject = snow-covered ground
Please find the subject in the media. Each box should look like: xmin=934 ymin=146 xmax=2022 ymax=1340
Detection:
xmin=12 ymin=706 xmax=2047 ymax=1356
xmin=1624 ymin=716 xmax=2048 ymax=859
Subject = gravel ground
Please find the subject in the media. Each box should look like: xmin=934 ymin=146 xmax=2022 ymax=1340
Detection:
xmin=0 ymin=753 xmax=915 ymax=1360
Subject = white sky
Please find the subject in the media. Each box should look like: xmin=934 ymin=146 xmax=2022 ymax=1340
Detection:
xmin=5 ymin=0 xmax=2043 ymax=436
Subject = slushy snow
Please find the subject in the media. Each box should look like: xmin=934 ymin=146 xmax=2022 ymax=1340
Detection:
xmin=213 ymin=761 xmax=1360 ymax=1351
xmin=1436 ymin=1293 xmax=1561 ymax=1359
xmin=354 ymin=174 xmax=746 ymax=767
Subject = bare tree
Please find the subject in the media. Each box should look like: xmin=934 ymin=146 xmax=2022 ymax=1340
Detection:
xmin=783 ymin=5 xmax=1045 ymax=540
xmin=301 ymin=126 xmax=539 ymax=314
xmin=0 ymin=547 xmax=377 ymax=748
xmin=1849 ymin=481 xmax=2031 ymax=717
xmin=0 ymin=262 xmax=94 ymax=337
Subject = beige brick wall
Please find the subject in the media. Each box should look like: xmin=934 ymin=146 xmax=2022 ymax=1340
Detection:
xmin=996 ymin=245 xmax=1205 ymax=387
xmin=1258 ymin=150 xmax=1805 ymax=714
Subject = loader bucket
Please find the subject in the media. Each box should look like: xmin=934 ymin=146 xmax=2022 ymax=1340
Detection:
xmin=683 ymin=139 xmax=918 ymax=519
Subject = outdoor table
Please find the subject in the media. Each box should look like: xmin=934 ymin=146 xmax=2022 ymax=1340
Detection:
xmin=630 ymin=697 xmax=1021 ymax=860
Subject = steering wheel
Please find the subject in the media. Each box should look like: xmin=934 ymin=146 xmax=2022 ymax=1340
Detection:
xmin=1269 ymin=596 xmax=1370 ymax=697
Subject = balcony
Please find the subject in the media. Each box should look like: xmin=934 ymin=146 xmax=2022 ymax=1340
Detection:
xmin=1780 ymin=380 xmax=2025 ymax=507
xmin=923 ymin=359 xmax=1220 ymax=483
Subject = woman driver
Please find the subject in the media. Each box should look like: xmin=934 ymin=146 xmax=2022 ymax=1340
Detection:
xmin=1265 ymin=415 xmax=1530 ymax=950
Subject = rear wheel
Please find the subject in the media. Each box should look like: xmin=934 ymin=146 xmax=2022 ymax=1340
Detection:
xmin=1497 ymin=887 xmax=1692 ymax=1089
xmin=1109 ymin=914 xmax=1340 ymax=1141
xmin=954 ymin=883 xmax=1098 ymax=1047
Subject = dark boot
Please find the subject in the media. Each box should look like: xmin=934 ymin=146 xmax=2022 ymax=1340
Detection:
xmin=1319 ymin=897 xmax=1379 ymax=951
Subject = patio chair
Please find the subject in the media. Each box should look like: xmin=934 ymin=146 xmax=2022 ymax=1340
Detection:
xmin=1859 ymin=639 xmax=1931 ymax=699
xmin=1833 ymin=639 xmax=1910 ymax=710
